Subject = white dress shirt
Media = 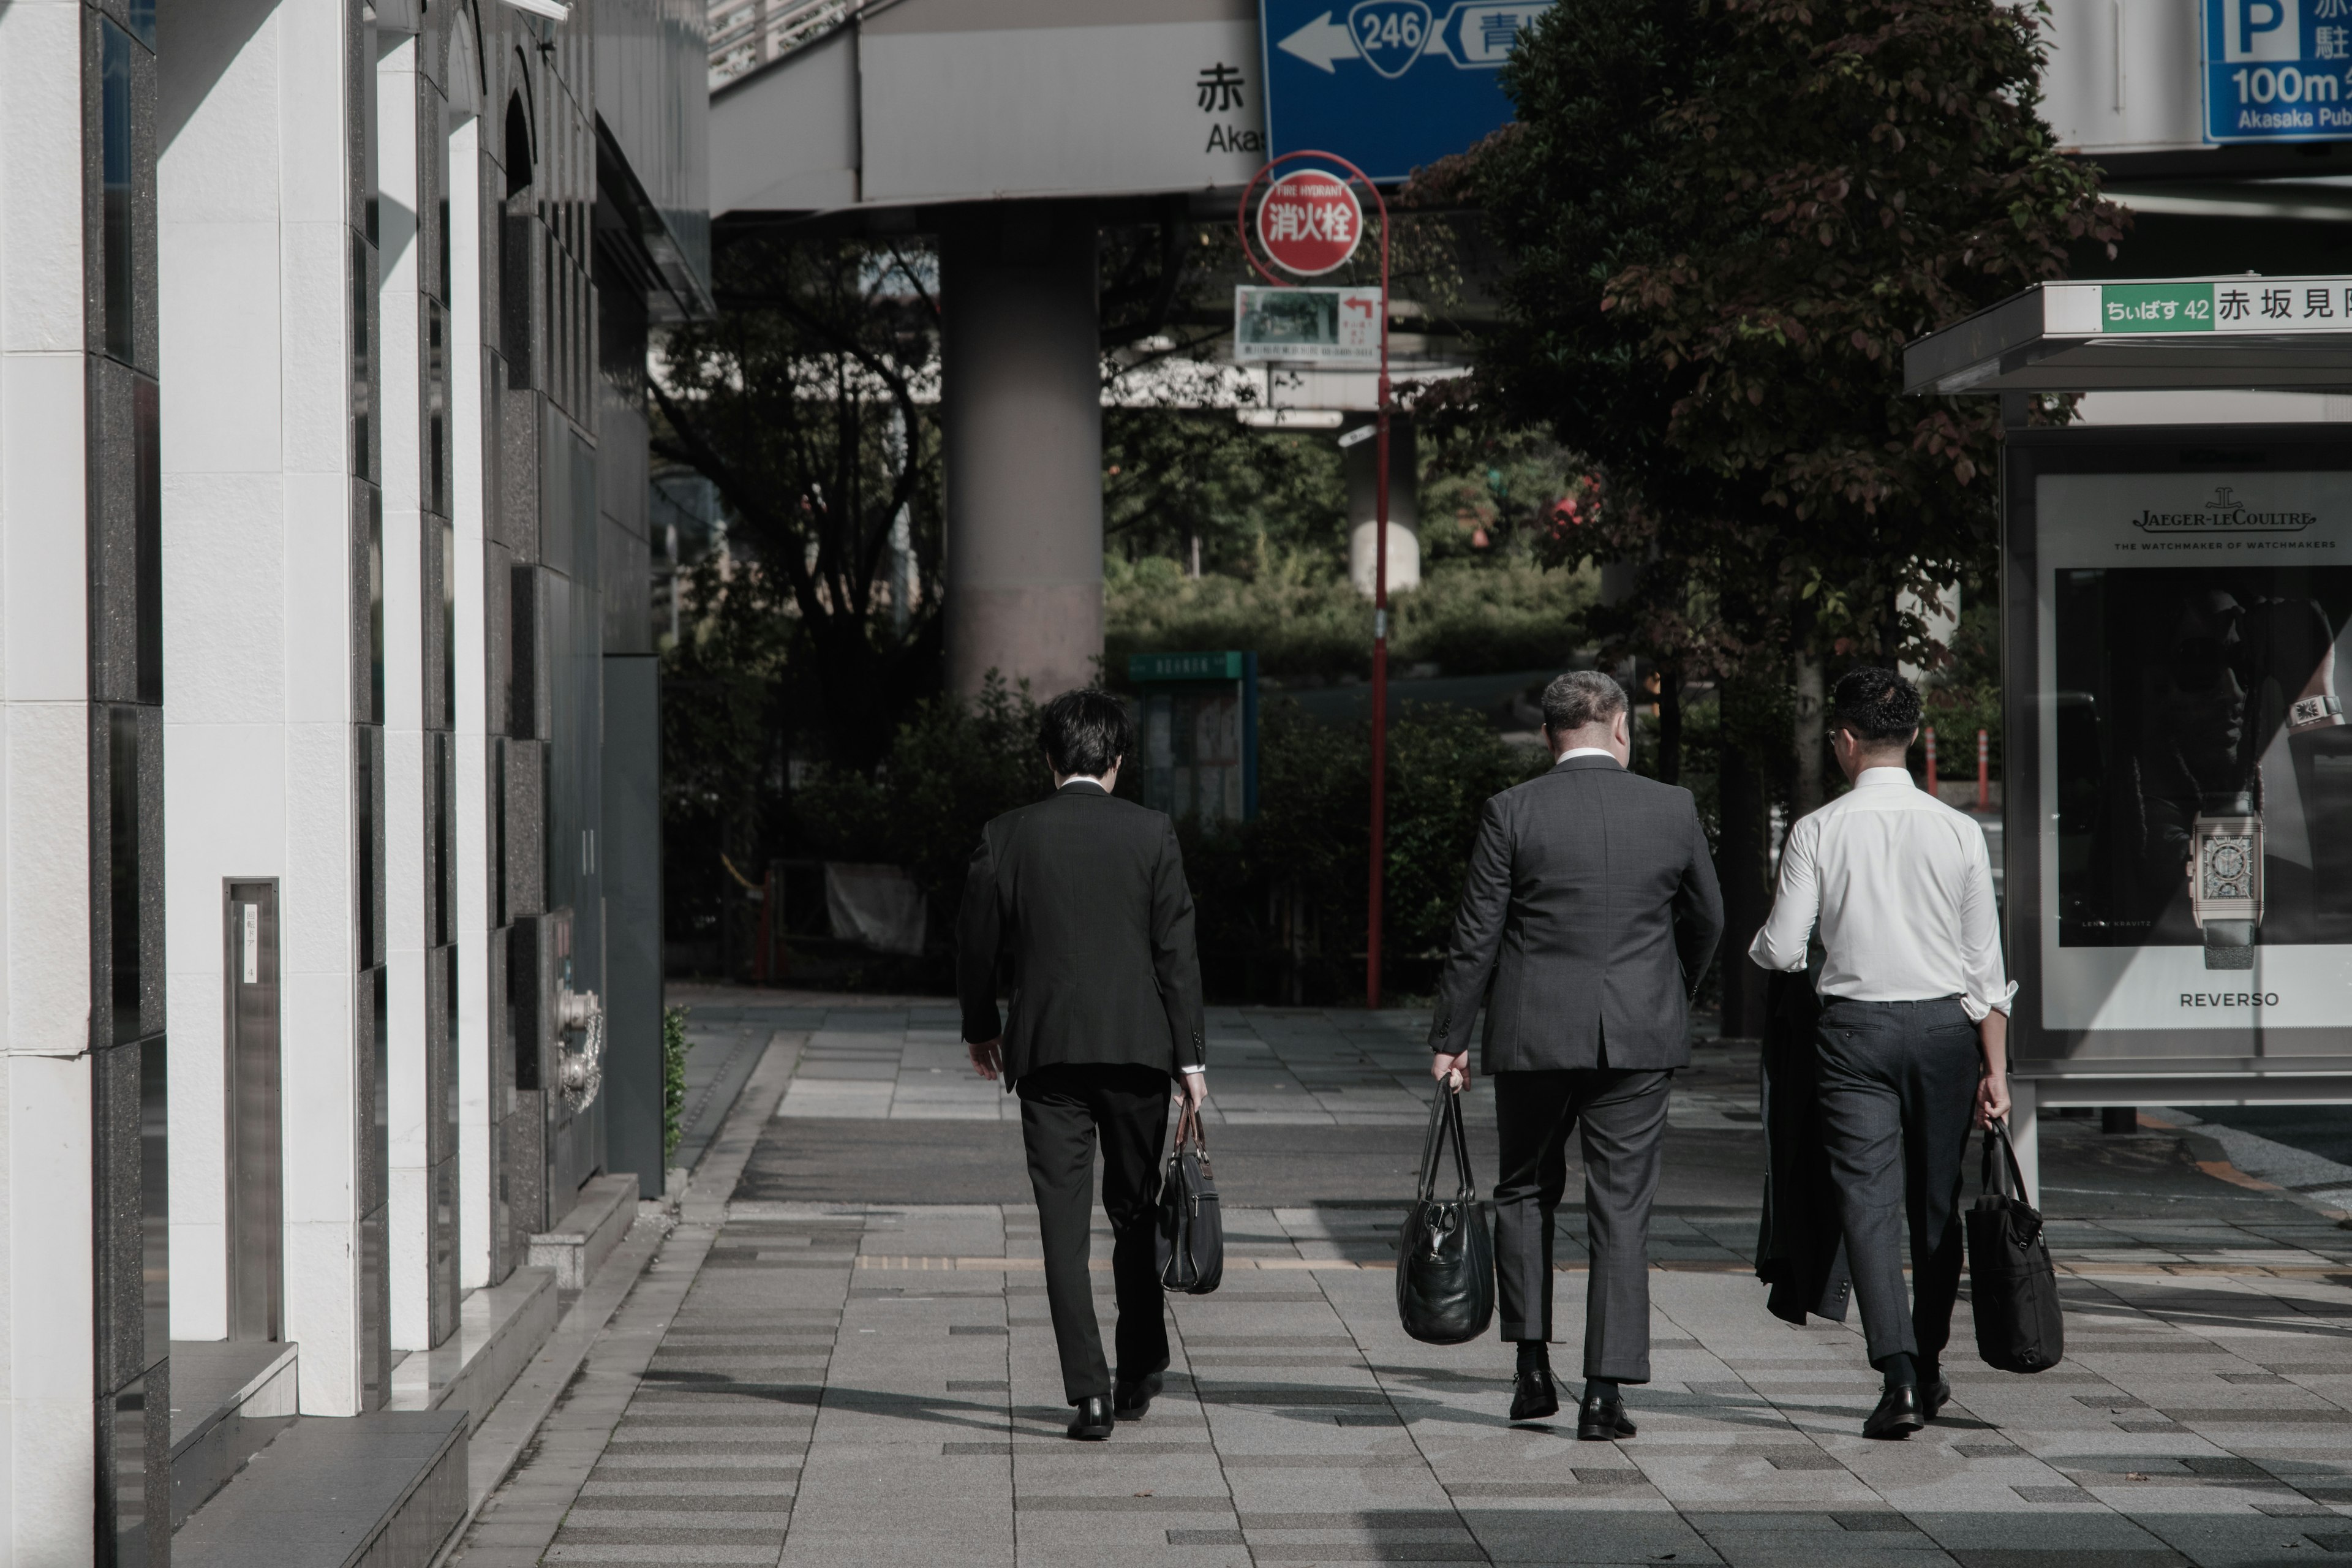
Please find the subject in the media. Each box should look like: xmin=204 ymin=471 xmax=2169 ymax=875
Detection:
xmin=1555 ymin=747 xmax=1618 ymax=764
xmin=1748 ymin=767 xmax=2015 ymax=1021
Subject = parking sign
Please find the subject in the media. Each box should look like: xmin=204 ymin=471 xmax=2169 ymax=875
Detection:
xmin=2204 ymin=0 xmax=2352 ymax=141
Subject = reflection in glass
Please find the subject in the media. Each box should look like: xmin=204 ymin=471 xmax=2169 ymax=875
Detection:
xmin=2055 ymin=566 xmax=2352 ymax=954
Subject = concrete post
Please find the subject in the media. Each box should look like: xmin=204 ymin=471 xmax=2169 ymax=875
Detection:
xmin=941 ymin=203 xmax=1104 ymax=699
xmin=1345 ymin=412 xmax=1419 ymax=598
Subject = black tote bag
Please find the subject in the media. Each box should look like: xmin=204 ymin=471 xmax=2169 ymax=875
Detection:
xmin=1396 ymin=1085 xmax=1495 ymax=1345
xmin=1157 ymin=1099 xmax=1223 ymax=1294
xmin=1966 ymin=1118 xmax=2065 ymax=1374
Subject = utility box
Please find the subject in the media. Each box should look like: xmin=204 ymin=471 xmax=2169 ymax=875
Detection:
xmin=1128 ymin=652 xmax=1260 ymax=827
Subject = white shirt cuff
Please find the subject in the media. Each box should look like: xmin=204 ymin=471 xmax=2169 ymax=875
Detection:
xmin=1960 ymin=980 xmax=2019 ymax=1023
xmin=1177 ymin=1064 xmax=1205 ymax=1074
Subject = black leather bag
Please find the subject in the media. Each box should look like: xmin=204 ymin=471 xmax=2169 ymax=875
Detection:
xmin=1966 ymin=1118 xmax=2065 ymax=1374
xmin=1396 ymin=1085 xmax=1495 ymax=1345
xmin=1156 ymin=1100 xmax=1223 ymax=1294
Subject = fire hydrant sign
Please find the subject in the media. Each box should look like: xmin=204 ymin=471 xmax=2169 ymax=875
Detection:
xmin=2203 ymin=0 xmax=2352 ymax=142
xmin=1256 ymin=168 xmax=1365 ymax=275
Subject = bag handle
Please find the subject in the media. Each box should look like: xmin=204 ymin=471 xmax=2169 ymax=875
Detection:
xmin=1980 ymin=1118 xmax=2042 ymax=1234
xmin=1172 ymin=1097 xmax=1210 ymax=1159
xmin=1443 ymin=1084 xmax=1477 ymax=1203
xmin=1414 ymin=1089 xmax=1452 ymax=1205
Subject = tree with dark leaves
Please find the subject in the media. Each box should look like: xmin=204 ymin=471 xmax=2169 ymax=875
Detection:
xmin=1415 ymin=0 xmax=2123 ymax=1029
xmin=652 ymin=238 xmax=943 ymax=771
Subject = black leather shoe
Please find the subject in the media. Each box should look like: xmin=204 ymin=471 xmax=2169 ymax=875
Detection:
xmin=1923 ymin=1378 xmax=1951 ymax=1423
xmin=1068 ymin=1396 xmax=1114 ymax=1441
xmin=1507 ymin=1366 xmax=1559 ymax=1423
xmin=1114 ymin=1372 xmax=1162 ymax=1419
xmin=1576 ymin=1393 xmax=1636 ymax=1441
xmin=1864 ymin=1384 xmax=1924 ymax=1440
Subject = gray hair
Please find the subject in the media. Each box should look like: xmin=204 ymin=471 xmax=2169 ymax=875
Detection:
xmin=1541 ymin=669 xmax=1628 ymax=735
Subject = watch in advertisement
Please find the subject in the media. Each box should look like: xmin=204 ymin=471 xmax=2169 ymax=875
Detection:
xmin=2189 ymin=793 xmax=2261 ymax=970
xmin=2290 ymin=693 xmax=2345 ymax=733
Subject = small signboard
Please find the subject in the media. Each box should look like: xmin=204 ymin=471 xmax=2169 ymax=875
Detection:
xmin=1128 ymin=652 xmax=1260 ymax=826
xmin=2203 ymin=0 xmax=2352 ymax=143
xmin=1234 ymin=285 xmax=1383 ymax=365
xmin=1259 ymin=0 xmax=1555 ymax=182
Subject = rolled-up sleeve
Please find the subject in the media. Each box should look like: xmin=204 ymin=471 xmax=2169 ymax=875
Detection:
xmin=1956 ymin=820 xmax=2016 ymax=1021
xmin=1747 ymin=816 xmax=1820 ymax=973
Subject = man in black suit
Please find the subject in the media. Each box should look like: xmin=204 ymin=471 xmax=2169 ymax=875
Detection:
xmin=1430 ymin=669 xmax=1724 ymax=1441
xmin=959 ymin=689 xmax=1208 ymax=1442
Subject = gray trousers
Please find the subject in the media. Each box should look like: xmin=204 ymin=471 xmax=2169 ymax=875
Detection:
xmin=1815 ymin=997 xmax=1980 ymax=1368
xmin=1492 ymin=1068 xmax=1669 ymax=1382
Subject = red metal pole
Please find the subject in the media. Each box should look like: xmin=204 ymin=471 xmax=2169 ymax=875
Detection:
xmin=1366 ymin=201 xmax=1390 ymax=1012
xmin=1233 ymin=151 xmax=1391 ymax=1010
xmin=1977 ymin=729 xmax=1991 ymax=813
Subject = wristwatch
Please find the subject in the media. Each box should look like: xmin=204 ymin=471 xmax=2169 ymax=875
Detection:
xmin=2189 ymin=792 xmax=2261 ymax=970
xmin=2291 ymin=693 xmax=2346 ymax=733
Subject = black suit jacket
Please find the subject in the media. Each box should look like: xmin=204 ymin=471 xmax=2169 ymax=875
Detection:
xmin=956 ymin=782 xmax=1207 ymax=1080
xmin=1428 ymin=755 xmax=1725 ymax=1071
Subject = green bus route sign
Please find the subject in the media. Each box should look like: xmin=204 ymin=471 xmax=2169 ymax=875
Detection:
xmin=2048 ymin=276 xmax=2352 ymax=336
xmin=1129 ymin=651 xmax=1246 ymax=682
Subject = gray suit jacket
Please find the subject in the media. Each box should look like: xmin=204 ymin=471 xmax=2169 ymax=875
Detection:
xmin=1428 ymin=755 xmax=1725 ymax=1071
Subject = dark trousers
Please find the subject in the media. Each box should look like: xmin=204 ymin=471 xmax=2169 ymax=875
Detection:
xmin=1814 ymin=997 xmax=1980 ymax=1368
xmin=1492 ymin=1066 xmax=1670 ymax=1382
xmin=1016 ymin=1063 xmax=1173 ymax=1404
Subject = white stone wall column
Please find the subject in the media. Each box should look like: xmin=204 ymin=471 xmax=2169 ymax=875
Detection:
xmin=158 ymin=0 xmax=380 ymax=1416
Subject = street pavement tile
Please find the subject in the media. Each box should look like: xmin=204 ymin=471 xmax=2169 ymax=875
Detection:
xmin=451 ymin=1005 xmax=2352 ymax=1567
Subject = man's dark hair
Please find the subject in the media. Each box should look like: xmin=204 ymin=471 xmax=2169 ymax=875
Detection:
xmin=1831 ymin=666 xmax=1924 ymax=745
xmin=1540 ymin=669 xmax=1629 ymax=734
xmin=1039 ymin=688 xmax=1134 ymax=777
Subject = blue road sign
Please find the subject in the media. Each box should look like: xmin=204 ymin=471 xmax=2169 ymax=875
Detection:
xmin=1259 ymin=0 xmax=1554 ymax=183
xmin=2203 ymin=0 xmax=2352 ymax=142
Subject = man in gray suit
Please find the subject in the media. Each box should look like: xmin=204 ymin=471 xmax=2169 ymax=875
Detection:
xmin=1430 ymin=670 xmax=1724 ymax=1440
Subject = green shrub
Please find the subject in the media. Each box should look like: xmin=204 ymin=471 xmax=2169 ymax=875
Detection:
xmin=792 ymin=678 xmax=1052 ymax=950
xmin=1182 ymin=699 xmax=1550 ymax=1003
xmin=662 ymin=1005 xmax=692 ymax=1162
xmin=1105 ymin=546 xmax=1595 ymax=681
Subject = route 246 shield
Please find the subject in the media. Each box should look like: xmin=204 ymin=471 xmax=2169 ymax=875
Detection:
xmin=1348 ymin=0 xmax=1433 ymax=78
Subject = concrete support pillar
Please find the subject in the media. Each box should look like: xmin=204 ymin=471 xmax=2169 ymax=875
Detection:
xmin=1344 ymin=412 xmax=1419 ymax=598
xmin=941 ymin=203 xmax=1103 ymax=700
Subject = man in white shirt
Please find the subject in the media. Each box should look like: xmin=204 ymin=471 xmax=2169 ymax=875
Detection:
xmin=1749 ymin=667 xmax=2013 ymax=1440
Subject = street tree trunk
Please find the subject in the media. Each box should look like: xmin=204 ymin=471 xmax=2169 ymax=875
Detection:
xmin=1793 ymin=650 xmax=1825 ymax=816
xmin=1656 ymin=668 xmax=1681 ymax=785
xmin=1715 ymin=741 xmax=1771 ymax=1040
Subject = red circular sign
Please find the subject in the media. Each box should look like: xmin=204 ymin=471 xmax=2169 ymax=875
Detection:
xmin=1255 ymin=169 xmax=1363 ymax=276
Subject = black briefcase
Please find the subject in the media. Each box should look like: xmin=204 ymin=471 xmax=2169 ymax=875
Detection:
xmin=1156 ymin=1100 xmax=1223 ymax=1294
xmin=1396 ymin=1085 xmax=1495 ymax=1346
xmin=1966 ymin=1118 xmax=2065 ymax=1374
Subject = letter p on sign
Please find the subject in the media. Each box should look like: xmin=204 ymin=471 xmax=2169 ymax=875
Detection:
xmin=2228 ymin=0 xmax=2299 ymax=61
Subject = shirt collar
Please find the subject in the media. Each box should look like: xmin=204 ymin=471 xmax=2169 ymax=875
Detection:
xmin=1057 ymin=777 xmax=1108 ymax=792
xmin=1856 ymin=766 xmax=1915 ymax=790
xmin=1555 ymin=747 xmax=1619 ymax=766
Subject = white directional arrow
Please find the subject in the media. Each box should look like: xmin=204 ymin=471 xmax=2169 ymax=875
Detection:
xmin=1278 ymin=10 xmax=1358 ymax=72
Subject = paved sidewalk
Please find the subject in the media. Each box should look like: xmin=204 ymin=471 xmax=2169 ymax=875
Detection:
xmin=448 ymin=999 xmax=2352 ymax=1568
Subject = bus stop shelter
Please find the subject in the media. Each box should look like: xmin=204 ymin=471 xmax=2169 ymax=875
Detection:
xmin=1907 ymin=276 xmax=2352 ymax=1204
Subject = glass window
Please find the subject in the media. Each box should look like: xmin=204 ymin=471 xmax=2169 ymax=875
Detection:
xmin=101 ymin=21 xmax=132 ymax=361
